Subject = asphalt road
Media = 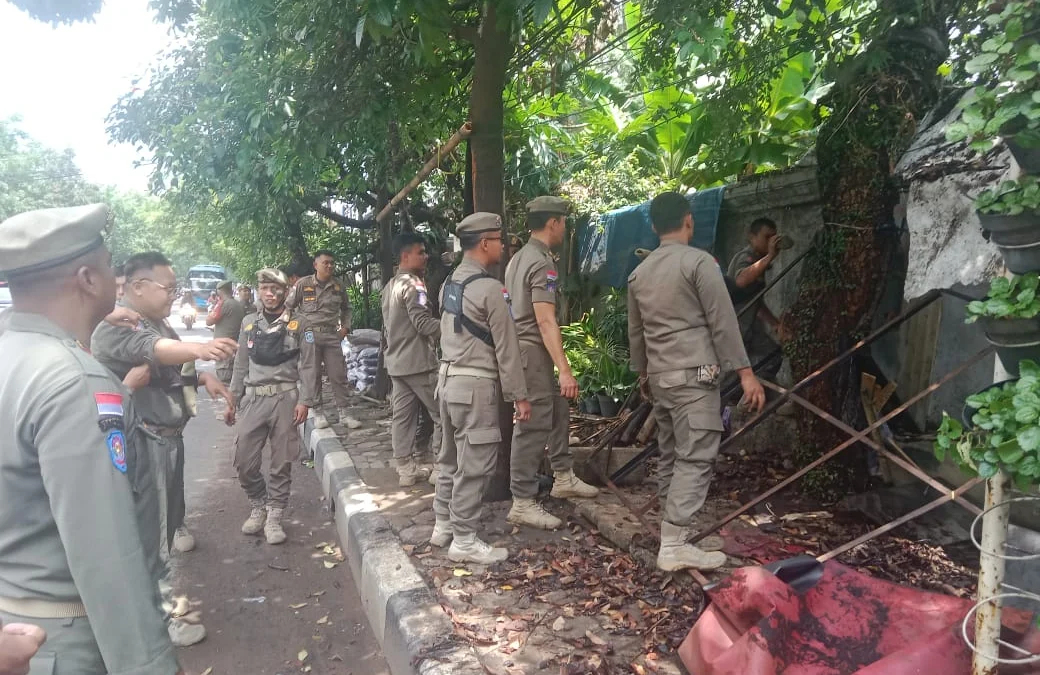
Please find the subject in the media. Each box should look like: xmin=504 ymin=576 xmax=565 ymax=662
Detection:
xmin=168 ymin=323 xmax=388 ymax=675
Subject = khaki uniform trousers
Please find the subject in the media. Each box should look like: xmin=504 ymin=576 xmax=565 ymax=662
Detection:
xmin=140 ymin=432 xmax=185 ymax=625
xmin=649 ymin=370 xmax=724 ymax=527
xmin=234 ymin=388 xmax=302 ymax=508
xmin=434 ymin=374 xmax=502 ymax=536
xmin=300 ymin=329 xmax=350 ymax=410
xmin=510 ymin=344 xmax=570 ymax=499
xmin=390 ymin=370 xmax=441 ymax=460
xmin=0 ymin=612 xmax=104 ymax=675
xmin=215 ymin=357 xmax=235 ymax=387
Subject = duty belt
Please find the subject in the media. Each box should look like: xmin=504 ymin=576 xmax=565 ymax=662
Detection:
xmin=439 ymin=363 xmax=498 ymax=380
xmin=246 ymin=382 xmax=299 ymax=397
xmin=0 ymin=596 xmax=87 ymax=619
xmin=142 ymin=423 xmax=185 ymax=438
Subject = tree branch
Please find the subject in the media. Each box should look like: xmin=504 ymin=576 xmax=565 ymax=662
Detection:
xmin=311 ymin=203 xmax=378 ymax=230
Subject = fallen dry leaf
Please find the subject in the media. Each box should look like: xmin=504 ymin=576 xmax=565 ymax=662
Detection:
xmin=313 ymin=542 xmax=329 ymax=549
xmin=552 ymin=616 xmax=566 ymax=632
xmin=317 ymin=615 xmax=329 ymax=625
xmin=201 ymin=668 xmax=213 ymax=675
xmin=500 ymin=584 xmax=513 ymax=591
xmin=289 ymin=603 xmax=308 ymax=610
xmin=298 ymin=649 xmax=309 ymax=662
xmin=453 ymin=568 xmax=472 ymax=577
xmin=323 ymin=560 xmax=338 ymax=569
xmin=586 ymin=630 xmax=607 ymax=646
xmin=309 ymin=590 xmax=326 ymax=597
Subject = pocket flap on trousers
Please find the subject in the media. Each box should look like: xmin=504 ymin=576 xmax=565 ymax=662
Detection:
xmin=688 ymin=410 xmax=725 ymax=432
xmin=443 ymin=388 xmax=473 ymax=405
xmin=468 ymin=427 xmax=502 ymax=444
xmin=655 ymin=371 xmax=689 ymax=389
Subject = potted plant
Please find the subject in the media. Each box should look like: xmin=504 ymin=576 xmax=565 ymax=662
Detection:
xmin=596 ymin=358 xmax=636 ymax=417
xmin=966 ymin=273 xmax=1040 ymax=374
xmin=935 ymin=360 xmax=1040 ymax=491
xmin=975 ymin=178 xmax=1040 ymax=272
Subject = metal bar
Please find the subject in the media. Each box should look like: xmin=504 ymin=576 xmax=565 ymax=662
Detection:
xmin=817 ymin=477 xmax=983 ymax=563
xmin=722 ymin=347 xmax=784 ymax=401
xmin=761 ymin=380 xmax=982 ymax=516
xmin=583 ymin=456 xmax=657 ymax=533
xmin=375 ymin=122 xmax=473 ymax=223
xmin=941 ymin=288 xmax=981 ymax=304
xmin=736 ymin=249 xmax=811 ymax=319
xmin=690 ymin=346 xmax=993 ymax=545
xmin=720 ymin=288 xmax=944 ymax=453
xmin=609 ymin=440 xmax=658 ymax=483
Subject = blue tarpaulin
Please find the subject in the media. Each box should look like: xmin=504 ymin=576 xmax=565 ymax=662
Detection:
xmin=577 ymin=187 xmax=726 ymax=289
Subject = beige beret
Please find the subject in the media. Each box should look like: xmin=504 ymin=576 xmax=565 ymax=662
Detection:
xmin=456 ymin=212 xmax=502 ymax=236
xmin=0 ymin=204 xmax=109 ymax=277
xmin=526 ymin=196 xmax=570 ymax=215
xmin=216 ymin=279 xmax=233 ymax=291
xmin=256 ymin=267 xmax=289 ymax=287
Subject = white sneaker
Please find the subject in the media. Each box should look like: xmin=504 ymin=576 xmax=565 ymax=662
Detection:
xmin=309 ymin=409 xmax=329 ymax=429
xmin=448 ymin=534 xmax=508 ymax=564
xmin=339 ymin=409 xmax=362 ymax=429
xmin=549 ymin=469 xmax=600 ymax=499
xmin=241 ymin=499 xmax=266 ymax=535
xmin=172 ymin=526 xmax=195 ymax=553
xmin=168 ymin=618 xmax=206 ymax=646
xmin=430 ymin=518 xmax=452 ymax=547
xmin=507 ymin=498 xmax=562 ymax=530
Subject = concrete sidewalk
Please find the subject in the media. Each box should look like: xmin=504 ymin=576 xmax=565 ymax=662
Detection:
xmin=304 ymin=395 xmax=693 ymax=674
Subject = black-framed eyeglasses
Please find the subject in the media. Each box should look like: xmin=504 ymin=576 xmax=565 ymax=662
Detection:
xmin=134 ymin=278 xmax=178 ymax=296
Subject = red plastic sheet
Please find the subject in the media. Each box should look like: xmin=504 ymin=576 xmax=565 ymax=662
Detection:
xmin=678 ymin=561 xmax=1038 ymax=675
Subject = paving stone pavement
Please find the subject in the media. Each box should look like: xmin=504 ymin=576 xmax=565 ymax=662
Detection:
xmin=316 ymin=392 xmax=692 ymax=674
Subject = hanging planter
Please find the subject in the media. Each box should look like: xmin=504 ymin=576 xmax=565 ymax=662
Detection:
xmin=967 ymin=274 xmax=1040 ymax=375
xmin=1006 ymin=137 xmax=1040 ymax=175
xmin=977 ymin=178 xmax=1040 ymax=273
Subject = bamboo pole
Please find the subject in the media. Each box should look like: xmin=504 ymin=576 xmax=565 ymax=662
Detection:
xmin=973 ymin=471 xmax=1011 ymax=675
xmin=375 ymin=122 xmax=474 ymax=223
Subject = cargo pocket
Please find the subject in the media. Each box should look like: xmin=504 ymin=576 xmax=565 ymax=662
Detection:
xmin=518 ymin=397 xmax=554 ymax=431
xmin=464 ymin=426 xmax=502 ymax=476
xmin=443 ymin=387 xmax=473 ymax=405
xmin=654 ymin=370 xmax=689 ymax=389
xmin=468 ymin=427 xmax=502 ymax=445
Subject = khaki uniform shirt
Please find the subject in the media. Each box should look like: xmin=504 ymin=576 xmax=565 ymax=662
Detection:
xmin=287 ymin=274 xmax=351 ymax=331
xmin=504 ymin=237 xmax=558 ymax=347
xmin=628 ymin=241 xmax=750 ymax=375
xmin=381 ymin=272 xmax=440 ymax=377
xmin=727 ymin=245 xmax=769 ymax=341
xmin=439 ymin=258 xmax=528 ymax=402
xmin=230 ymin=311 xmax=309 ymax=401
xmin=212 ymin=296 xmax=247 ymax=340
xmin=92 ymin=308 xmax=190 ymax=429
xmin=0 ymin=312 xmax=178 ymax=674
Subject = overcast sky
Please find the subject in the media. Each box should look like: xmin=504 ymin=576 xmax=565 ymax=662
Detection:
xmin=0 ymin=0 xmax=171 ymax=190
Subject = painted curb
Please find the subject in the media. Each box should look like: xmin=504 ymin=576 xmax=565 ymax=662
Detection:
xmin=302 ymin=419 xmax=484 ymax=675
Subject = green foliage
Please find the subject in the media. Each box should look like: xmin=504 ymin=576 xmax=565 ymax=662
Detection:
xmin=966 ymin=273 xmax=1040 ymax=323
xmin=4 ymin=0 xmax=102 ymax=24
xmin=976 ymin=177 xmax=1040 ymax=216
xmin=946 ymin=0 xmax=1040 ymax=154
xmin=347 ymin=285 xmax=382 ymax=331
xmin=559 ymin=151 xmax=659 ymax=217
xmin=561 ymin=303 xmax=636 ymax=401
xmin=935 ymin=360 xmax=1040 ymax=490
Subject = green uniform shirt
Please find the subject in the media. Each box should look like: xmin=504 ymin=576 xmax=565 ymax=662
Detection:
xmin=381 ymin=272 xmax=440 ymax=377
xmin=287 ymin=274 xmax=351 ymax=331
xmin=0 ymin=311 xmax=178 ymax=674
xmin=91 ymin=309 xmax=190 ymax=429
xmin=230 ymin=311 xmax=309 ymax=400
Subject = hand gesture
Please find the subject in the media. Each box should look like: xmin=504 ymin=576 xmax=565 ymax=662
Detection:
xmin=338 ymin=326 xmax=350 ymax=340
xmin=558 ymin=372 xmax=579 ymax=400
xmin=195 ymin=338 xmax=238 ymax=362
xmin=105 ymin=306 xmax=142 ymax=329
xmin=122 ymin=364 xmax=151 ymax=392
xmin=200 ymin=372 xmax=235 ymax=412
xmin=222 ymin=405 xmax=236 ymax=426
xmin=514 ymin=399 xmax=532 ymax=422
xmin=0 ymin=620 xmax=47 ymax=675
xmin=767 ymin=234 xmax=782 ymax=258
xmin=293 ymin=404 xmax=309 ymax=426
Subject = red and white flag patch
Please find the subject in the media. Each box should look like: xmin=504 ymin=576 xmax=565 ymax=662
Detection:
xmin=95 ymin=393 xmax=124 ymax=417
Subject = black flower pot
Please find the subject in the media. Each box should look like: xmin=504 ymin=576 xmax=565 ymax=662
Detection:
xmin=1006 ymin=137 xmax=1040 ymax=174
xmin=581 ymin=396 xmax=601 ymax=415
xmin=597 ymin=395 xmax=620 ymax=417
xmin=978 ymin=211 xmax=1040 ymax=273
xmin=983 ymin=316 xmax=1040 ymax=376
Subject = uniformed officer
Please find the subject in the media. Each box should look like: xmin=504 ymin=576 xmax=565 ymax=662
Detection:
xmin=382 ymin=232 xmax=440 ymax=487
xmin=228 ymin=268 xmax=312 ymax=544
xmin=0 ymin=204 xmax=182 ymax=674
xmin=287 ymin=249 xmax=361 ymax=430
xmin=505 ymin=196 xmax=599 ymax=531
xmin=434 ymin=212 xmax=532 ymax=564
xmin=92 ymin=250 xmax=237 ymax=647
xmin=206 ymin=279 xmax=247 ymax=386
xmin=727 ymin=217 xmax=786 ymax=387
xmin=628 ymin=192 xmax=765 ymax=572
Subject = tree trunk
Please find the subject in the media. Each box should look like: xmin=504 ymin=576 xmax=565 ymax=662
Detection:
xmin=468 ymin=1 xmax=514 ymax=502
xmin=779 ymin=24 xmax=950 ymax=498
xmin=283 ymin=210 xmax=310 ymax=264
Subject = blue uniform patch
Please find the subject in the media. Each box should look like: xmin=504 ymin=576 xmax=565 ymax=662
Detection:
xmin=546 ymin=270 xmax=558 ymax=293
xmin=304 ymin=330 xmax=315 ymax=343
xmin=417 ymin=290 xmax=427 ymax=306
xmin=107 ymin=430 xmax=127 ymax=473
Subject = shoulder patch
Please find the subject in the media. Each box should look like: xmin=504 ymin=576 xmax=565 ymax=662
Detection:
xmin=546 ymin=269 xmax=558 ymax=293
xmin=287 ymin=320 xmax=299 ymax=331
xmin=304 ymin=330 xmax=315 ymax=343
xmin=107 ymin=430 xmax=127 ymax=473
xmin=245 ymin=323 xmax=254 ymax=332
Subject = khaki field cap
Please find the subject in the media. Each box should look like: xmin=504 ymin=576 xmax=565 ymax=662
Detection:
xmin=456 ymin=212 xmax=502 ymax=237
xmin=0 ymin=203 xmax=109 ymax=277
xmin=526 ymin=196 xmax=569 ymax=215
xmin=216 ymin=279 xmax=233 ymax=292
xmin=256 ymin=268 xmax=289 ymax=287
